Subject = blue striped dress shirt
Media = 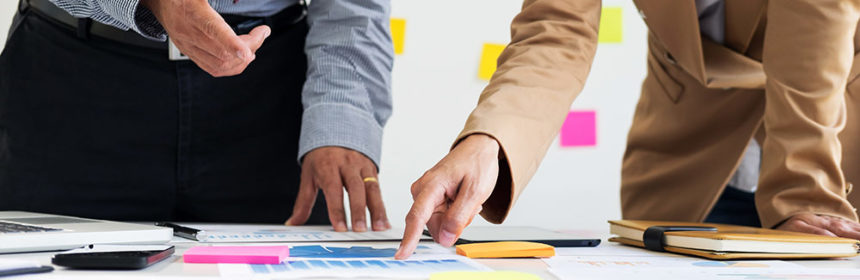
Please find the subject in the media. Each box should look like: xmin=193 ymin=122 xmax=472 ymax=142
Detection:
xmin=48 ymin=0 xmax=394 ymax=167
xmin=696 ymin=0 xmax=761 ymax=192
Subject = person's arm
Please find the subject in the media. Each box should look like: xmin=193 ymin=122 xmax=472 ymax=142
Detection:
xmin=50 ymin=0 xmax=164 ymax=40
xmin=396 ymin=0 xmax=601 ymax=259
xmin=758 ymin=0 xmax=860 ymax=237
xmin=53 ymin=0 xmax=268 ymax=77
xmin=284 ymin=0 xmax=394 ymax=233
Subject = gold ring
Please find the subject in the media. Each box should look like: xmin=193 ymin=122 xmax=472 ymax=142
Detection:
xmin=363 ymin=177 xmax=378 ymax=183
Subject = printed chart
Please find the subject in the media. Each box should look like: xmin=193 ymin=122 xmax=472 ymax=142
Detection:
xmin=218 ymin=245 xmax=489 ymax=279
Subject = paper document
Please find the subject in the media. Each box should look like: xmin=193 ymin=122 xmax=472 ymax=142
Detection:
xmin=543 ymin=256 xmax=832 ymax=280
xmin=544 ymin=256 xmax=801 ymax=270
xmin=555 ymin=243 xmax=667 ymax=257
xmin=549 ymin=267 xmax=860 ymax=280
xmin=218 ymin=244 xmax=489 ymax=279
xmin=175 ymin=224 xmax=422 ymax=243
xmin=0 ymin=259 xmax=42 ymax=271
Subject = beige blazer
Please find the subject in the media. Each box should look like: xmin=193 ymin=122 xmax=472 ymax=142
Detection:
xmin=461 ymin=0 xmax=860 ymax=228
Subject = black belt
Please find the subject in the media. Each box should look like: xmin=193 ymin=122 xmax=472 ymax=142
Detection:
xmin=19 ymin=0 xmax=307 ymax=50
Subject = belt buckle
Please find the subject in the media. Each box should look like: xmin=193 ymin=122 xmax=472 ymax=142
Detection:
xmin=168 ymin=38 xmax=190 ymax=61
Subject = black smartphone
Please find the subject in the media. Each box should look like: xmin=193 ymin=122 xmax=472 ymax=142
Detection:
xmin=423 ymin=226 xmax=602 ymax=247
xmin=52 ymin=245 xmax=175 ymax=270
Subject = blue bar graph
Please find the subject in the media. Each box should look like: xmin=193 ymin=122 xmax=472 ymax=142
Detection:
xmin=248 ymin=259 xmax=479 ymax=274
xmin=327 ymin=260 xmax=348 ymax=268
xmin=308 ymin=260 xmax=329 ymax=268
xmin=250 ymin=264 xmax=270 ymax=274
xmin=347 ymin=260 xmax=367 ymax=268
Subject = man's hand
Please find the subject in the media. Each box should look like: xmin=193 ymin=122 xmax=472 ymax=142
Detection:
xmin=285 ymin=147 xmax=391 ymax=232
xmin=395 ymin=134 xmax=501 ymax=260
xmin=141 ymin=0 xmax=270 ymax=77
xmin=776 ymin=213 xmax=860 ymax=240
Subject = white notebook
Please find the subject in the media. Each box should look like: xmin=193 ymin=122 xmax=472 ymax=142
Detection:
xmin=162 ymin=224 xmax=426 ymax=243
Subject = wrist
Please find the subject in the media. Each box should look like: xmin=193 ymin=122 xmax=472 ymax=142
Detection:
xmin=461 ymin=134 xmax=500 ymax=157
xmin=139 ymin=0 xmax=166 ymax=20
xmin=139 ymin=0 xmax=157 ymax=10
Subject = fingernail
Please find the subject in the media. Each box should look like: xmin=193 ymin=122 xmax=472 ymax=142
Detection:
xmin=394 ymin=248 xmax=407 ymax=260
xmin=354 ymin=221 xmax=367 ymax=232
xmin=334 ymin=222 xmax=347 ymax=232
xmin=373 ymin=220 xmax=387 ymax=230
xmin=264 ymin=29 xmax=271 ymax=38
xmin=438 ymin=230 xmax=457 ymax=247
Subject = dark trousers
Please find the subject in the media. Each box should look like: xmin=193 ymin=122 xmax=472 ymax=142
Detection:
xmin=705 ymin=186 xmax=762 ymax=227
xmin=0 ymin=8 xmax=328 ymax=224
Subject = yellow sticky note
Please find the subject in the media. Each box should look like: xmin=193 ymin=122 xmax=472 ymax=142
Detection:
xmin=430 ymin=271 xmax=541 ymax=280
xmin=455 ymin=241 xmax=555 ymax=258
xmin=390 ymin=18 xmax=406 ymax=55
xmin=598 ymin=7 xmax=623 ymax=43
xmin=478 ymin=43 xmax=506 ymax=80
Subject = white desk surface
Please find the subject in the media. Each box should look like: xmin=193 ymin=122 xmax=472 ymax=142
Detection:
xmin=2 ymin=228 xmax=859 ymax=279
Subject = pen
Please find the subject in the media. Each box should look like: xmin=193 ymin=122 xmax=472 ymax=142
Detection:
xmin=155 ymin=222 xmax=201 ymax=241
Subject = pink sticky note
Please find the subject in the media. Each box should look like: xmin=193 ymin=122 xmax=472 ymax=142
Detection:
xmin=560 ymin=111 xmax=597 ymax=147
xmin=183 ymin=246 xmax=289 ymax=264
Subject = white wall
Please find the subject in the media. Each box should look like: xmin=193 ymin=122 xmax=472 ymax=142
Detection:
xmin=0 ymin=0 xmax=648 ymax=230
xmin=0 ymin=2 xmax=14 ymax=45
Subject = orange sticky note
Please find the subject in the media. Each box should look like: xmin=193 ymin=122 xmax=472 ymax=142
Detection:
xmin=478 ymin=43 xmax=506 ymax=80
xmin=599 ymin=7 xmax=623 ymax=43
xmin=455 ymin=241 xmax=555 ymax=259
xmin=391 ymin=18 xmax=406 ymax=55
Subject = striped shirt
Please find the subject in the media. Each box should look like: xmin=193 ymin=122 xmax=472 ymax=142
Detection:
xmin=697 ymin=0 xmax=761 ymax=192
xmin=48 ymin=0 xmax=394 ymax=167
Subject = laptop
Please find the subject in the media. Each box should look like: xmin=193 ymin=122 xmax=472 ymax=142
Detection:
xmin=0 ymin=211 xmax=173 ymax=253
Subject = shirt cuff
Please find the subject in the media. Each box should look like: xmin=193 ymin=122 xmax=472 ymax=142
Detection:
xmin=101 ymin=0 xmax=166 ymax=40
xmin=130 ymin=3 xmax=165 ymax=40
xmin=298 ymin=103 xmax=384 ymax=168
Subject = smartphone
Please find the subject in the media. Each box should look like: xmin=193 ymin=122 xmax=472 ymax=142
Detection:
xmin=52 ymin=245 xmax=175 ymax=270
xmin=424 ymin=226 xmax=601 ymax=247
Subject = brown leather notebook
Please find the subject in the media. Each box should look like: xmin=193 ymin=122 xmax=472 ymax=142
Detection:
xmin=609 ymin=220 xmax=860 ymax=260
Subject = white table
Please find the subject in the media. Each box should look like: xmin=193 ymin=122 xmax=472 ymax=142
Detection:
xmin=2 ymin=229 xmax=859 ymax=279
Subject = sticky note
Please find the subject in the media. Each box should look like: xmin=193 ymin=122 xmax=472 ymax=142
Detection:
xmin=599 ymin=7 xmax=623 ymax=43
xmin=478 ymin=43 xmax=506 ymax=80
xmin=560 ymin=110 xmax=597 ymax=147
xmin=390 ymin=18 xmax=406 ymax=55
xmin=183 ymin=246 xmax=289 ymax=264
xmin=431 ymin=271 xmax=542 ymax=280
xmin=455 ymin=241 xmax=555 ymax=258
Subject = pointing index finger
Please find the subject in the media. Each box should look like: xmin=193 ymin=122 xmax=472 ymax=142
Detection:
xmin=395 ymin=184 xmax=444 ymax=260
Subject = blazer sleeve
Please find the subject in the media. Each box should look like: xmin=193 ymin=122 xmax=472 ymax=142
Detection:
xmin=454 ymin=0 xmax=602 ymax=223
xmin=756 ymin=0 xmax=860 ymax=228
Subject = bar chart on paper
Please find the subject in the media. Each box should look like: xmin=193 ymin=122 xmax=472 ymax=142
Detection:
xmin=220 ymin=258 xmax=487 ymax=279
xmin=218 ymin=245 xmax=490 ymax=279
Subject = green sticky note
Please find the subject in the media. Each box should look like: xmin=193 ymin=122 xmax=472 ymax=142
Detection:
xmin=599 ymin=7 xmax=623 ymax=43
xmin=431 ymin=271 xmax=541 ymax=280
xmin=478 ymin=43 xmax=506 ymax=81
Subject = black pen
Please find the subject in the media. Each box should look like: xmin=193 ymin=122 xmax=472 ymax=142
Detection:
xmin=155 ymin=222 xmax=201 ymax=241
